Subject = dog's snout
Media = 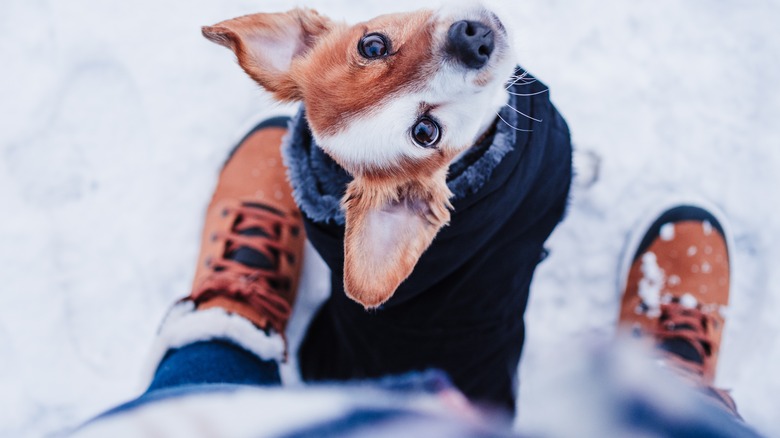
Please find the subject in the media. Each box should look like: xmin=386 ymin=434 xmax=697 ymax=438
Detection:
xmin=446 ymin=20 xmax=495 ymax=70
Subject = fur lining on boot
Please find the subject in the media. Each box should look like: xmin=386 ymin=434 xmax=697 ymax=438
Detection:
xmin=142 ymin=301 xmax=285 ymax=383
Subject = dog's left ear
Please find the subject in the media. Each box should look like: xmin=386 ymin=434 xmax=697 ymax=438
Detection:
xmin=342 ymin=175 xmax=452 ymax=309
xmin=202 ymin=8 xmax=333 ymax=101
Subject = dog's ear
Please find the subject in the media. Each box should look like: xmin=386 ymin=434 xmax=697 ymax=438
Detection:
xmin=202 ymin=8 xmax=333 ymax=101
xmin=342 ymin=176 xmax=452 ymax=309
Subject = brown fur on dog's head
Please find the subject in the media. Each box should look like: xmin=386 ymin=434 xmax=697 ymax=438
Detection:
xmin=204 ymin=5 xmax=516 ymax=308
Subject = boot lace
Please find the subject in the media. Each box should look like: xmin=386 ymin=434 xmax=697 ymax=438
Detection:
xmin=653 ymin=301 xmax=715 ymax=376
xmin=653 ymin=302 xmax=740 ymax=416
xmin=191 ymin=202 xmax=299 ymax=335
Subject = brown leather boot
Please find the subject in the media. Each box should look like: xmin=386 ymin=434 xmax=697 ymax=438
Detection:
xmin=145 ymin=117 xmax=305 ymax=374
xmin=187 ymin=117 xmax=305 ymax=340
xmin=618 ymin=203 xmax=739 ymax=416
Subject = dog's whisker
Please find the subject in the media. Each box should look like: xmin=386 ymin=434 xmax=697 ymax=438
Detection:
xmin=505 ymin=78 xmax=530 ymax=88
xmin=497 ymin=112 xmax=534 ymax=132
xmin=504 ymin=72 xmax=532 ymax=88
xmin=507 ymin=88 xmax=549 ymax=97
xmin=505 ymin=81 xmax=536 ymax=89
xmin=505 ymin=79 xmax=537 ymax=89
xmin=504 ymin=103 xmax=543 ymax=123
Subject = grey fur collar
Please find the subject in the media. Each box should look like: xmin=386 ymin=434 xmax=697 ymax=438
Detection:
xmin=282 ymin=93 xmax=519 ymax=225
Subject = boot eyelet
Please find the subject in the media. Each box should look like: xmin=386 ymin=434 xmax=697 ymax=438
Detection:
xmin=204 ymin=256 xmax=213 ymax=267
xmin=221 ymin=208 xmax=229 ymax=217
xmin=210 ymin=232 xmax=218 ymax=242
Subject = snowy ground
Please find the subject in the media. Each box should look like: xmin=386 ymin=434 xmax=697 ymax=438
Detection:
xmin=1 ymin=0 xmax=779 ymax=436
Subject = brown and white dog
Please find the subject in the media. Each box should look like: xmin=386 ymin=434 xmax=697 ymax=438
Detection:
xmin=203 ymin=2 xmax=518 ymax=309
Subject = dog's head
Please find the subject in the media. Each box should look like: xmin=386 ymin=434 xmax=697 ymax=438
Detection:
xmin=204 ymin=2 xmax=517 ymax=308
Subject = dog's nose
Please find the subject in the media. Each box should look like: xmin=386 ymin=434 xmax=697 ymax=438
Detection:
xmin=447 ymin=20 xmax=495 ymax=69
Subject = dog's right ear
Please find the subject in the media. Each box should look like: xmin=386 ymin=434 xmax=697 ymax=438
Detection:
xmin=202 ymin=9 xmax=333 ymax=102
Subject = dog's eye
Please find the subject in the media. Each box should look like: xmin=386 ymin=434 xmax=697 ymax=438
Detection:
xmin=358 ymin=33 xmax=389 ymax=59
xmin=411 ymin=117 xmax=441 ymax=148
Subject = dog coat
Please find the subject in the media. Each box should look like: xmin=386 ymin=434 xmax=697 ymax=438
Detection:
xmin=284 ymin=68 xmax=572 ymax=411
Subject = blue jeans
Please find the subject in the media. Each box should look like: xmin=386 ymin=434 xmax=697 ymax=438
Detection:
xmin=83 ymin=340 xmax=763 ymax=438
xmin=92 ymin=341 xmax=281 ymax=422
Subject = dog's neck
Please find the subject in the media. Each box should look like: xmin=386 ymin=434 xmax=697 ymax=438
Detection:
xmin=453 ymin=87 xmax=510 ymax=163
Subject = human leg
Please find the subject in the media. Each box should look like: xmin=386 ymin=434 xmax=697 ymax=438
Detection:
xmin=100 ymin=117 xmax=305 ymax=412
xmin=618 ymin=202 xmax=740 ymax=416
xmin=518 ymin=203 xmax=758 ymax=437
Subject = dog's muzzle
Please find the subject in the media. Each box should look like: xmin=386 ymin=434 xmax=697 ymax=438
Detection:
xmin=446 ymin=20 xmax=495 ymax=69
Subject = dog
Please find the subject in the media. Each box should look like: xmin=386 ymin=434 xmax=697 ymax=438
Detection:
xmin=204 ymin=2 xmax=572 ymax=409
xmin=203 ymin=3 xmax=519 ymax=309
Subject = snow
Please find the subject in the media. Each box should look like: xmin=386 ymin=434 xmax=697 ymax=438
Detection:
xmin=638 ymin=252 xmax=665 ymax=315
xmin=703 ymin=220 xmax=713 ymax=236
xmin=660 ymin=223 xmax=675 ymax=241
xmin=1 ymin=0 xmax=779 ymax=436
xmin=680 ymin=293 xmax=699 ymax=309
